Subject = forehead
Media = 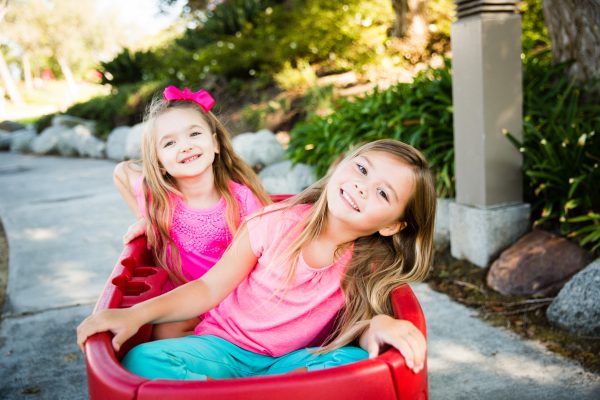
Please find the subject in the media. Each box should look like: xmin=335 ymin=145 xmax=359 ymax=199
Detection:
xmin=154 ymin=107 xmax=211 ymax=136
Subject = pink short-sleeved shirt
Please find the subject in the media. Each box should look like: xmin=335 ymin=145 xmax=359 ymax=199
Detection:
xmin=195 ymin=204 xmax=353 ymax=357
xmin=133 ymin=177 xmax=263 ymax=284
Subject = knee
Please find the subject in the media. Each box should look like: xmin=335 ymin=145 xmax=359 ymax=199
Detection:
xmin=121 ymin=343 xmax=170 ymax=378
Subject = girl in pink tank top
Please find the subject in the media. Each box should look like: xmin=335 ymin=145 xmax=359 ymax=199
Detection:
xmin=113 ymin=86 xmax=269 ymax=339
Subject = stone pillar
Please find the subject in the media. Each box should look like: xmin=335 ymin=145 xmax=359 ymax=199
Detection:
xmin=450 ymin=0 xmax=530 ymax=267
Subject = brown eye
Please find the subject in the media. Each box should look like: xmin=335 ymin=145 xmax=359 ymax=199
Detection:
xmin=356 ymin=163 xmax=367 ymax=175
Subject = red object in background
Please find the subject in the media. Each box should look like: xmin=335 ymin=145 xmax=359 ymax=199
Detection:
xmin=84 ymin=195 xmax=428 ymax=400
xmin=41 ymin=68 xmax=56 ymax=81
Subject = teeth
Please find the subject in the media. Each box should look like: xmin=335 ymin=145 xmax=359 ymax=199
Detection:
xmin=181 ymin=155 xmax=199 ymax=163
xmin=342 ymin=190 xmax=359 ymax=211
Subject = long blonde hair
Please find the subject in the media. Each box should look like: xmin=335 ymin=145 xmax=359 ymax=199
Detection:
xmin=139 ymin=93 xmax=270 ymax=285
xmin=276 ymin=139 xmax=436 ymax=352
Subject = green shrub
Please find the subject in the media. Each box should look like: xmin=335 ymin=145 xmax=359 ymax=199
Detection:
xmin=99 ymin=48 xmax=162 ymax=85
xmin=287 ymin=60 xmax=454 ymax=198
xmin=506 ymin=50 xmax=600 ymax=251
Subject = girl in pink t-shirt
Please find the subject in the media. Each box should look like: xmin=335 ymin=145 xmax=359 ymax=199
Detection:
xmin=112 ymin=86 xmax=269 ymax=339
xmin=79 ymin=139 xmax=436 ymax=379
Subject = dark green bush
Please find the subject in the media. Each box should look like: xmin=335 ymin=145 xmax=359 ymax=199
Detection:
xmin=506 ymin=50 xmax=600 ymax=251
xmin=99 ymin=49 xmax=162 ymax=85
xmin=288 ymin=60 xmax=454 ymax=198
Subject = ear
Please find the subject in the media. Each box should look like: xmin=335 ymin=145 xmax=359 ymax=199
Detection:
xmin=212 ymin=133 xmax=220 ymax=154
xmin=378 ymin=221 xmax=407 ymax=237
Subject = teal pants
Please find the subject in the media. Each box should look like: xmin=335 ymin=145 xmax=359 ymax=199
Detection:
xmin=122 ymin=335 xmax=368 ymax=380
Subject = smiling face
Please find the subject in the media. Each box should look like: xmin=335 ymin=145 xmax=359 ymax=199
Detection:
xmin=325 ymin=151 xmax=416 ymax=237
xmin=153 ymin=107 xmax=219 ymax=180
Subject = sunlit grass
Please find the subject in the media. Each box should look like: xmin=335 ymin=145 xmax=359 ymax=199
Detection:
xmin=3 ymin=80 xmax=110 ymax=123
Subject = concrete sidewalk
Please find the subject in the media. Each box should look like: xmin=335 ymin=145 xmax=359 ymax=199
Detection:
xmin=0 ymin=153 xmax=598 ymax=399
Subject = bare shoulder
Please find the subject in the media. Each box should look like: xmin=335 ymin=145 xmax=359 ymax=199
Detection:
xmin=114 ymin=161 xmax=142 ymax=187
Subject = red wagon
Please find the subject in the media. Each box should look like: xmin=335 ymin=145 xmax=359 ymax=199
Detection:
xmin=84 ymin=196 xmax=428 ymax=400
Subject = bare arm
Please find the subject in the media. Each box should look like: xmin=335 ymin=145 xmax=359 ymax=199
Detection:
xmin=77 ymin=224 xmax=258 ymax=351
xmin=113 ymin=161 xmax=142 ymax=218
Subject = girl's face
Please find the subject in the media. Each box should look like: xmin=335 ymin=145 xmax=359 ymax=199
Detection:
xmin=154 ymin=107 xmax=219 ymax=180
xmin=326 ymin=151 xmax=415 ymax=237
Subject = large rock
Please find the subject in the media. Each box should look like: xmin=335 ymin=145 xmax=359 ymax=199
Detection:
xmin=74 ymin=125 xmax=106 ymax=158
xmin=30 ymin=126 xmax=61 ymax=155
xmin=52 ymin=114 xmax=96 ymax=134
xmin=258 ymin=160 xmax=316 ymax=194
xmin=487 ymin=230 xmax=592 ymax=296
xmin=547 ymin=259 xmax=600 ymax=336
xmin=106 ymin=126 xmax=131 ymax=161
xmin=9 ymin=129 xmax=37 ymax=153
xmin=232 ymin=129 xmax=285 ymax=169
xmin=0 ymin=129 xmax=11 ymax=150
xmin=125 ymin=123 xmax=144 ymax=160
xmin=0 ymin=120 xmax=26 ymax=132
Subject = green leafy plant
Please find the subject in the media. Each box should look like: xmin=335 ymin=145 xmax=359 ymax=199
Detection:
xmin=505 ymin=50 xmax=600 ymax=251
xmin=287 ymin=60 xmax=454 ymax=198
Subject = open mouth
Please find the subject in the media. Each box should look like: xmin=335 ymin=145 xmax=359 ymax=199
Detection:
xmin=180 ymin=154 xmax=201 ymax=164
xmin=340 ymin=189 xmax=360 ymax=212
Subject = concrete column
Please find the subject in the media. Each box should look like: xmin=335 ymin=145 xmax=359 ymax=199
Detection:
xmin=450 ymin=0 xmax=530 ymax=267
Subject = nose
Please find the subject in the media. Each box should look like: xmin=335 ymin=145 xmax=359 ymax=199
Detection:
xmin=354 ymin=182 xmax=366 ymax=198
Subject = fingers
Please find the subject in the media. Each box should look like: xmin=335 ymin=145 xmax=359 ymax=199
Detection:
xmin=76 ymin=315 xmax=100 ymax=353
xmin=368 ymin=315 xmax=426 ymax=374
xmin=367 ymin=333 xmax=380 ymax=359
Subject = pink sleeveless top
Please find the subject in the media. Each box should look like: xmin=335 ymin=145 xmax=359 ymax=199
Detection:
xmin=195 ymin=204 xmax=353 ymax=357
xmin=133 ymin=177 xmax=263 ymax=286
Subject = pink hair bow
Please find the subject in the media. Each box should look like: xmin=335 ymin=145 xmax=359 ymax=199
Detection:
xmin=163 ymin=86 xmax=215 ymax=112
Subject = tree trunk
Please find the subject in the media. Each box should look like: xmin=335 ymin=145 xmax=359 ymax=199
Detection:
xmin=22 ymin=53 xmax=33 ymax=92
xmin=391 ymin=0 xmax=429 ymax=45
xmin=391 ymin=0 xmax=409 ymax=37
xmin=0 ymin=50 xmax=24 ymax=106
xmin=57 ymin=54 xmax=78 ymax=100
xmin=542 ymin=0 xmax=600 ymax=83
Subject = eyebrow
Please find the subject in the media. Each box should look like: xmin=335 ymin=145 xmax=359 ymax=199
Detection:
xmin=361 ymin=155 xmax=399 ymax=202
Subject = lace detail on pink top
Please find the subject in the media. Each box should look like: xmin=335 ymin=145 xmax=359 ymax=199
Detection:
xmin=170 ymin=198 xmax=231 ymax=257
xmin=133 ymin=177 xmax=263 ymax=282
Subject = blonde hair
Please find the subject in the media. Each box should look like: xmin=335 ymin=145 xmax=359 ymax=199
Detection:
xmin=275 ymin=139 xmax=436 ymax=352
xmin=138 ymin=93 xmax=270 ymax=285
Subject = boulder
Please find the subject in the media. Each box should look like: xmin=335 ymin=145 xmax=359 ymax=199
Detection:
xmin=125 ymin=123 xmax=144 ymax=160
xmin=487 ymin=229 xmax=592 ymax=296
xmin=0 ymin=120 xmax=26 ymax=132
xmin=106 ymin=126 xmax=131 ymax=161
xmin=0 ymin=129 xmax=11 ymax=150
xmin=73 ymin=125 xmax=106 ymax=158
xmin=259 ymin=160 xmax=316 ymax=194
xmin=9 ymin=129 xmax=37 ymax=153
xmin=547 ymin=259 xmax=600 ymax=336
xmin=232 ymin=129 xmax=285 ymax=170
xmin=31 ymin=126 xmax=63 ymax=155
xmin=52 ymin=114 xmax=96 ymax=134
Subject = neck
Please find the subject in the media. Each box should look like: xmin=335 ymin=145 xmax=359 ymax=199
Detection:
xmin=318 ymin=212 xmax=362 ymax=246
xmin=175 ymin=167 xmax=221 ymax=208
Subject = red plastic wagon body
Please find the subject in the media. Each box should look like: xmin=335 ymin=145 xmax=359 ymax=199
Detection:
xmin=84 ymin=196 xmax=428 ymax=400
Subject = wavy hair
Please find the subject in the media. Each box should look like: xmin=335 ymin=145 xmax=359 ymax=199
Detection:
xmin=139 ymin=93 xmax=270 ymax=285
xmin=275 ymin=139 xmax=436 ymax=352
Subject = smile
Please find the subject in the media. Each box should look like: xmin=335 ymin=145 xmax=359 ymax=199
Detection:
xmin=179 ymin=154 xmax=201 ymax=164
xmin=340 ymin=189 xmax=360 ymax=212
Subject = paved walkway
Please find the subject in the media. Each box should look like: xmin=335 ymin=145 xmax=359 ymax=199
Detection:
xmin=0 ymin=153 xmax=598 ymax=399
